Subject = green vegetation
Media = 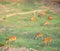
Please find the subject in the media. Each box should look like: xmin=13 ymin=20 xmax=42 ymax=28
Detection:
xmin=0 ymin=1 xmax=60 ymax=51
xmin=0 ymin=1 xmax=11 ymax=4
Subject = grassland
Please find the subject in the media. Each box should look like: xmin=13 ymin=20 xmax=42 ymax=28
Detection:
xmin=0 ymin=1 xmax=60 ymax=51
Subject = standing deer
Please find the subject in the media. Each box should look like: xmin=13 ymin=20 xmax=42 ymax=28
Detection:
xmin=42 ymin=37 xmax=52 ymax=46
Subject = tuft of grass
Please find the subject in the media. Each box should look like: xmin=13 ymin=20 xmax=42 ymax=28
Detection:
xmin=0 ymin=1 xmax=11 ymax=5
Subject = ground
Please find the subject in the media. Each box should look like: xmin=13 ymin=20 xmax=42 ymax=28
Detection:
xmin=0 ymin=1 xmax=60 ymax=51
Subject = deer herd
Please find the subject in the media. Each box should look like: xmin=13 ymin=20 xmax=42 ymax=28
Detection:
xmin=30 ymin=10 xmax=53 ymax=26
xmin=34 ymin=32 xmax=52 ymax=46
xmin=0 ymin=10 xmax=54 ymax=50
xmin=31 ymin=10 xmax=53 ymax=46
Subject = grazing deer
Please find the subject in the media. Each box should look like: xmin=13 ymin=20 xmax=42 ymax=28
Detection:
xmin=38 ymin=10 xmax=46 ymax=17
xmin=43 ymin=37 xmax=52 ymax=46
xmin=34 ymin=33 xmax=43 ymax=40
xmin=30 ymin=17 xmax=36 ymax=22
xmin=42 ymin=21 xmax=49 ymax=26
xmin=47 ymin=16 xmax=53 ymax=20
xmin=5 ymin=36 xmax=16 ymax=44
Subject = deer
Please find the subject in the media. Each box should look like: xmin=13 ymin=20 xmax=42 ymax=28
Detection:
xmin=5 ymin=36 xmax=16 ymax=44
xmin=47 ymin=16 xmax=53 ymax=20
xmin=42 ymin=37 xmax=52 ymax=46
xmin=34 ymin=33 xmax=43 ymax=40
xmin=42 ymin=21 xmax=49 ymax=26
xmin=38 ymin=10 xmax=46 ymax=17
xmin=30 ymin=17 xmax=36 ymax=22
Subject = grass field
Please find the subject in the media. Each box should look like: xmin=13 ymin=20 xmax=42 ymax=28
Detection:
xmin=0 ymin=1 xmax=60 ymax=51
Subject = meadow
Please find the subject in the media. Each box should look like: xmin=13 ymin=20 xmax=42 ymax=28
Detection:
xmin=0 ymin=1 xmax=60 ymax=51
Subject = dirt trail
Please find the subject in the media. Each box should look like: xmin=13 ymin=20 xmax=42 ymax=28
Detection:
xmin=6 ymin=9 xmax=47 ymax=17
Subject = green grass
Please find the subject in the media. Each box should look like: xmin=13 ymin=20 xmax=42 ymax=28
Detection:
xmin=0 ymin=1 xmax=11 ymax=4
xmin=0 ymin=1 xmax=60 ymax=51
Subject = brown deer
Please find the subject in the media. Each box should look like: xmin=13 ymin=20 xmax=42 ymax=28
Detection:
xmin=43 ymin=37 xmax=52 ymax=46
xmin=5 ymin=36 xmax=16 ymax=44
xmin=47 ymin=16 xmax=53 ymax=20
xmin=42 ymin=21 xmax=49 ymax=26
xmin=34 ymin=33 xmax=43 ymax=39
xmin=38 ymin=10 xmax=46 ymax=17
